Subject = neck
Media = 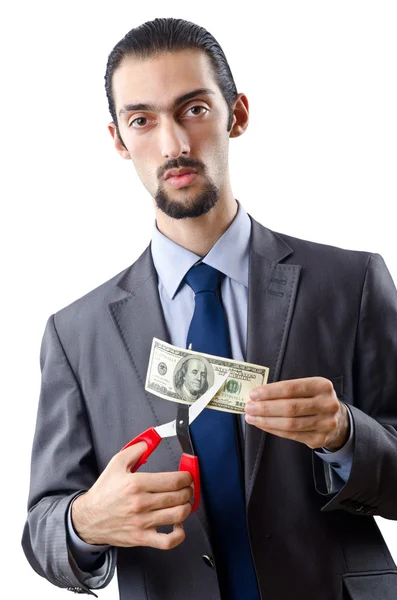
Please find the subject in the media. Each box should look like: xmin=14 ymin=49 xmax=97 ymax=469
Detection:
xmin=155 ymin=190 xmax=238 ymax=257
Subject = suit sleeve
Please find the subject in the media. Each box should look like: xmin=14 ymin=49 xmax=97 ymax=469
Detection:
xmin=21 ymin=315 xmax=117 ymax=594
xmin=313 ymin=253 xmax=397 ymax=518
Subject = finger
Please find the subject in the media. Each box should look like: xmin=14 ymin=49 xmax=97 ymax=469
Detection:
xmin=253 ymin=426 xmax=330 ymax=449
xmin=117 ymin=441 xmax=148 ymax=470
xmin=249 ymin=377 xmax=333 ymax=401
xmin=144 ymin=502 xmax=192 ymax=529
xmin=149 ymin=487 xmax=193 ymax=511
xmin=131 ymin=471 xmax=193 ymax=494
xmin=130 ymin=488 xmax=194 ymax=513
xmin=245 ymin=398 xmax=318 ymax=418
xmin=244 ymin=413 xmax=325 ymax=432
xmin=144 ymin=523 xmax=186 ymax=550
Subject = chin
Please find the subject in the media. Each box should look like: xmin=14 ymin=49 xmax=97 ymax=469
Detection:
xmin=155 ymin=180 xmax=219 ymax=220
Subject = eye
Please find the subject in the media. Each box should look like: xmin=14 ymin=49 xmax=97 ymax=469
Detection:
xmin=129 ymin=116 xmax=149 ymax=128
xmin=184 ymin=105 xmax=208 ymax=117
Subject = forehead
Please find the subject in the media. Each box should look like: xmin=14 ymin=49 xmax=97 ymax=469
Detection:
xmin=112 ymin=49 xmax=220 ymax=112
xmin=187 ymin=359 xmax=206 ymax=371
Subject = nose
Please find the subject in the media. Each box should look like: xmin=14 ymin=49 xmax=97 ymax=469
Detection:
xmin=160 ymin=118 xmax=190 ymax=159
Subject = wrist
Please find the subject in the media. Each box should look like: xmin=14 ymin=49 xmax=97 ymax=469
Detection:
xmin=71 ymin=492 xmax=101 ymax=545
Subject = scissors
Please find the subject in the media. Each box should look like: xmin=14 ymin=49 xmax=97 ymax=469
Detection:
xmin=121 ymin=372 xmax=229 ymax=512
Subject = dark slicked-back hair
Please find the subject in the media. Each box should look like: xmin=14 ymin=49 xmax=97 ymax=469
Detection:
xmin=104 ymin=18 xmax=238 ymax=146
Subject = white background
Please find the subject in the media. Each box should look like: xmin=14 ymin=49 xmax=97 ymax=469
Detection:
xmin=1 ymin=1 xmax=396 ymax=598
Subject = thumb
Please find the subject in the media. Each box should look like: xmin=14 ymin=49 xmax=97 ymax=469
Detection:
xmin=119 ymin=440 xmax=148 ymax=471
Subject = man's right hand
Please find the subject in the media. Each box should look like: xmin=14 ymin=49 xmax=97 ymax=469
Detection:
xmin=71 ymin=442 xmax=193 ymax=550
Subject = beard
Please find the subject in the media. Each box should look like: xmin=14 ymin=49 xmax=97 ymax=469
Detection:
xmin=154 ymin=177 xmax=219 ymax=220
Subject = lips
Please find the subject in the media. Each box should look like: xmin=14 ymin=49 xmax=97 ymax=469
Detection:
xmin=165 ymin=172 xmax=198 ymax=189
xmin=163 ymin=167 xmax=197 ymax=180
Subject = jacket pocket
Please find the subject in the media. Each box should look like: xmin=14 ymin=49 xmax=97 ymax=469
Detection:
xmin=343 ymin=570 xmax=397 ymax=599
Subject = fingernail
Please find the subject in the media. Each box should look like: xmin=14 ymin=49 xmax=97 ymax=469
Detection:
xmin=250 ymin=390 xmax=260 ymax=400
xmin=245 ymin=402 xmax=254 ymax=414
xmin=245 ymin=414 xmax=256 ymax=423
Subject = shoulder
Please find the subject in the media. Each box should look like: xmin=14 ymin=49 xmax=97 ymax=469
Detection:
xmin=278 ymin=230 xmax=373 ymax=272
xmin=250 ymin=215 xmax=374 ymax=272
xmin=52 ymin=244 xmax=153 ymax=330
xmin=248 ymin=215 xmax=385 ymax=300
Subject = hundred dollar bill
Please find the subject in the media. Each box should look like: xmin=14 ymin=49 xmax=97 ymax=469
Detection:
xmin=145 ymin=338 xmax=269 ymax=414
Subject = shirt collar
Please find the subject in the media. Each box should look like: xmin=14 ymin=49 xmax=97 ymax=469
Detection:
xmin=151 ymin=200 xmax=251 ymax=299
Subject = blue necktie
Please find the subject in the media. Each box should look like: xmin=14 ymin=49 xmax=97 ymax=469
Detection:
xmin=184 ymin=262 xmax=260 ymax=600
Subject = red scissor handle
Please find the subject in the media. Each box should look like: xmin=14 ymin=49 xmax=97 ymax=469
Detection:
xmin=122 ymin=430 xmax=200 ymax=511
xmin=121 ymin=427 xmax=162 ymax=473
xmin=179 ymin=453 xmax=200 ymax=513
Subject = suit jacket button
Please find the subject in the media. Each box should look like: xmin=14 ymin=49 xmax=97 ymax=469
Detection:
xmin=202 ymin=554 xmax=215 ymax=568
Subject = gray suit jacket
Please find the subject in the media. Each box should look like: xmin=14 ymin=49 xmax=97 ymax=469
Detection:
xmin=22 ymin=216 xmax=397 ymax=600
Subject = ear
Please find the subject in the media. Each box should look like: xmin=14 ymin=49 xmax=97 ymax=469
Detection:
xmin=229 ymin=93 xmax=249 ymax=138
xmin=108 ymin=122 xmax=131 ymax=160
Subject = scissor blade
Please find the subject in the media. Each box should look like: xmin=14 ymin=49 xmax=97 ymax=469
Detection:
xmin=188 ymin=371 xmax=230 ymax=424
xmin=155 ymin=419 xmax=176 ymax=439
xmin=155 ymin=371 xmax=230 ymax=439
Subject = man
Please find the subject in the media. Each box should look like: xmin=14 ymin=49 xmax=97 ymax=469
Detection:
xmin=22 ymin=17 xmax=397 ymax=600
xmin=174 ymin=357 xmax=209 ymax=401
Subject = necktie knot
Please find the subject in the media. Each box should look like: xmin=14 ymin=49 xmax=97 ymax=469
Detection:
xmin=184 ymin=263 xmax=223 ymax=295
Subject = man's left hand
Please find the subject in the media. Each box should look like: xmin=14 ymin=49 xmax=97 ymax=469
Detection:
xmin=245 ymin=377 xmax=349 ymax=451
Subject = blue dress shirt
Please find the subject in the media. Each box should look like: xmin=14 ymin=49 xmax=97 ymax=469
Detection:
xmin=67 ymin=200 xmax=354 ymax=570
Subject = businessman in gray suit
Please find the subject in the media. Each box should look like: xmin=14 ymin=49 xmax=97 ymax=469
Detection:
xmin=22 ymin=17 xmax=397 ymax=600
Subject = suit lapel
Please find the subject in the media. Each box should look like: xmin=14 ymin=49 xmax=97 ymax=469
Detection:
xmin=108 ymin=245 xmax=170 ymax=398
xmin=108 ymin=244 xmax=212 ymax=539
xmin=245 ymin=217 xmax=301 ymax=505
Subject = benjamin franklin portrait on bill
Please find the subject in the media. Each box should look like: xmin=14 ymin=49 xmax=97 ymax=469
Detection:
xmin=174 ymin=355 xmax=214 ymax=402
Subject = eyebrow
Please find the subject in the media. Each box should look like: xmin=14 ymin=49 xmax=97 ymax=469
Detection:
xmin=118 ymin=87 xmax=216 ymax=118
